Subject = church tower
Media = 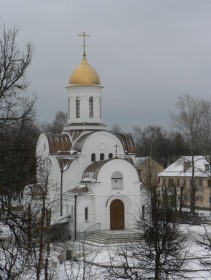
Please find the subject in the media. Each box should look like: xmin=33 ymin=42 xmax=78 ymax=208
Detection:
xmin=64 ymin=32 xmax=106 ymax=131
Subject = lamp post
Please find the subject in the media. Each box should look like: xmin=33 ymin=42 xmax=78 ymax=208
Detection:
xmin=74 ymin=194 xmax=77 ymax=241
xmin=60 ymin=169 xmax=64 ymax=217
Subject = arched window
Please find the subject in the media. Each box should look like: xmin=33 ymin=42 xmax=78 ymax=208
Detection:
xmin=85 ymin=207 xmax=88 ymax=221
xmin=91 ymin=153 xmax=96 ymax=162
xmin=89 ymin=97 xmax=93 ymax=118
xmin=109 ymin=153 xmax=113 ymax=159
xmin=111 ymin=171 xmax=123 ymax=190
xmin=100 ymin=153 xmax=104 ymax=160
xmin=76 ymin=97 xmax=80 ymax=118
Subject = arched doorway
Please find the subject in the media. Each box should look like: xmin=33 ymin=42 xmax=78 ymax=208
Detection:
xmin=110 ymin=199 xmax=124 ymax=230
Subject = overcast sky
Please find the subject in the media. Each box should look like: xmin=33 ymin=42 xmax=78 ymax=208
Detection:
xmin=0 ymin=0 xmax=211 ymax=131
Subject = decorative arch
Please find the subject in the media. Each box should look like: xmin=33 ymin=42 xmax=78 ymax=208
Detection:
xmin=106 ymin=193 xmax=131 ymax=230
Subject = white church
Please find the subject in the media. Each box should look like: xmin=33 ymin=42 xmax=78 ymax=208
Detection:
xmin=36 ymin=33 xmax=146 ymax=240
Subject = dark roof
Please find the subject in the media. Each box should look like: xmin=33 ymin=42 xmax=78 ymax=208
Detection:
xmin=45 ymin=133 xmax=71 ymax=154
xmin=82 ymin=159 xmax=112 ymax=181
xmin=73 ymin=132 xmax=94 ymax=151
xmin=116 ymin=133 xmax=136 ymax=154
xmin=57 ymin=158 xmax=75 ymax=171
xmin=65 ymin=184 xmax=93 ymax=195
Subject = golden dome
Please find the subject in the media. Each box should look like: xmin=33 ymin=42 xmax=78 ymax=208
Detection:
xmin=69 ymin=57 xmax=101 ymax=86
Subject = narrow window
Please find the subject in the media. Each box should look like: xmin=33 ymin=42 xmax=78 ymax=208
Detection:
xmin=85 ymin=207 xmax=88 ymax=221
xmin=142 ymin=205 xmax=145 ymax=220
xmin=109 ymin=153 xmax=113 ymax=159
xmin=89 ymin=97 xmax=93 ymax=118
xmin=91 ymin=153 xmax=96 ymax=162
xmin=198 ymin=178 xmax=203 ymax=187
xmin=205 ymin=164 xmax=210 ymax=172
xmin=76 ymin=97 xmax=80 ymax=118
xmin=100 ymin=153 xmax=104 ymax=160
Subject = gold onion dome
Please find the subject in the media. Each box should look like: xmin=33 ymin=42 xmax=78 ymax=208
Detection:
xmin=69 ymin=57 xmax=101 ymax=86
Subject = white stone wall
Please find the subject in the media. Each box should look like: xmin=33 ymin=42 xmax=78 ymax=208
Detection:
xmin=74 ymin=159 xmax=141 ymax=232
xmin=66 ymin=85 xmax=103 ymax=124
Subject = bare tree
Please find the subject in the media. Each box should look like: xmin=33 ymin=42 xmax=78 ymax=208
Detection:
xmin=132 ymin=126 xmax=189 ymax=168
xmin=108 ymin=187 xmax=187 ymax=279
xmin=170 ymin=95 xmax=211 ymax=214
xmin=40 ymin=110 xmax=67 ymax=134
xmin=0 ymin=24 xmax=40 ymax=278
xmin=110 ymin=123 xmax=124 ymax=134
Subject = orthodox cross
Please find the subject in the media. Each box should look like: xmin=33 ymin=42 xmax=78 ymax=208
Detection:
xmin=78 ymin=31 xmax=91 ymax=58
xmin=114 ymin=144 xmax=119 ymax=158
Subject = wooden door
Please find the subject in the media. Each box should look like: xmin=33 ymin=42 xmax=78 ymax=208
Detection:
xmin=110 ymin=199 xmax=124 ymax=230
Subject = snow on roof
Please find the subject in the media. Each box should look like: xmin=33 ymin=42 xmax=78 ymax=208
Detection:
xmin=135 ymin=157 xmax=149 ymax=166
xmin=82 ymin=159 xmax=111 ymax=182
xmin=45 ymin=133 xmax=72 ymax=154
xmin=158 ymin=156 xmax=210 ymax=177
xmin=65 ymin=184 xmax=93 ymax=196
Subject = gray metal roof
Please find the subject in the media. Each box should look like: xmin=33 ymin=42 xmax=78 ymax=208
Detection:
xmin=65 ymin=184 xmax=93 ymax=195
xmin=73 ymin=132 xmax=94 ymax=151
xmin=82 ymin=159 xmax=112 ymax=182
xmin=116 ymin=133 xmax=136 ymax=154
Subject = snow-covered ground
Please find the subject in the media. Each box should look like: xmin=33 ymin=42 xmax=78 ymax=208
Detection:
xmin=2 ymin=223 xmax=211 ymax=279
xmin=45 ymin=224 xmax=211 ymax=279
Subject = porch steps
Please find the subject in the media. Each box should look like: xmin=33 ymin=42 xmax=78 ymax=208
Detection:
xmin=84 ymin=230 xmax=142 ymax=246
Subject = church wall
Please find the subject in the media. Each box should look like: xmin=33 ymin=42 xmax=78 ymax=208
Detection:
xmin=62 ymin=159 xmax=81 ymax=193
xmin=66 ymin=194 xmax=95 ymax=240
xmin=75 ymin=159 xmax=142 ymax=232
xmin=94 ymin=159 xmax=141 ymax=230
xmin=81 ymin=131 xmax=125 ymax=168
xmin=47 ymin=156 xmax=63 ymax=221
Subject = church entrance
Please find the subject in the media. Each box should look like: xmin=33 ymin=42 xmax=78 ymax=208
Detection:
xmin=110 ymin=199 xmax=124 ymax=230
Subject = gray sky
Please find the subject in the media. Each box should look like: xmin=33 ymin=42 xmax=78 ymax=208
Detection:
xmin=1 ymin=0 xmax=211 ymax=131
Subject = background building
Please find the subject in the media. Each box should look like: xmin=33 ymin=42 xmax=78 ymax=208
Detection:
xmin=136 ymin=157 xmax=164 ymax=189
xmin=158 ymin=156 xmax=211 ymax=210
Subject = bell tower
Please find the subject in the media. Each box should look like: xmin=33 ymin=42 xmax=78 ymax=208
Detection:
xmin=64 ymin=32 xmax=106 ymax=131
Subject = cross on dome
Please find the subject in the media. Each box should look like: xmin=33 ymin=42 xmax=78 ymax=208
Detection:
xmin=78 ymin=31 xmax=91 ymax=58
